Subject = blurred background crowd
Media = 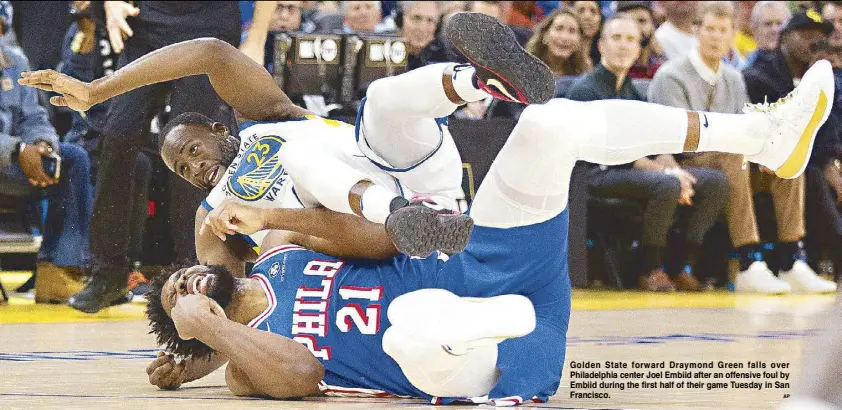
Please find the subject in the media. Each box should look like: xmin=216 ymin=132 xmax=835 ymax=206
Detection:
xmin=0 ymin=0 xmax=841 ymax=313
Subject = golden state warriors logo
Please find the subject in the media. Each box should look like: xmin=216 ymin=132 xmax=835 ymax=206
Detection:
xmin=228 ymin=135 xmax=286 ymax=201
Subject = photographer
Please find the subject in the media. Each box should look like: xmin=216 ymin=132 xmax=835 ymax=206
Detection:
xmin=0 ymin=16 xmax=93 ymax=303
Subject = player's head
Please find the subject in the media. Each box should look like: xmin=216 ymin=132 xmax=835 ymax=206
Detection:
xmin=146 ymin=264 xmax=237 ymax=359
xmin=159 ymin=112 xmax=240 ymax=191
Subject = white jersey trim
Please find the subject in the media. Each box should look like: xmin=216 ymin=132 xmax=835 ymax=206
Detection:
xmin=246 ymin=273 xmax=277 ymax=329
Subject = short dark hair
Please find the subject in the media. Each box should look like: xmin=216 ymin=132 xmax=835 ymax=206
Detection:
xmin=158 ymin=112 xmax=215 ymax=151
xmin=146 ymin=262 xmax=216 ymax=360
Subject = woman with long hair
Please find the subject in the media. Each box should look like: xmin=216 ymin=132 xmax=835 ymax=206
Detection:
xmin=525 ymin=7 xmax=592 ymax=77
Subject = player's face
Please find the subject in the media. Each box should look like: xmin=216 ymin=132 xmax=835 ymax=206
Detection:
xmin=161 ymin=124 xmax=239 ymax=191
xmin=161 ymin=265 xmax=237 ymax=316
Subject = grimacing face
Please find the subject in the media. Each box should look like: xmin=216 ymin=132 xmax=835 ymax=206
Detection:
xmin=160 ymin=265 xmax=235 ymax=316
xmin=160 ymin=123 xmax=239 ymax=191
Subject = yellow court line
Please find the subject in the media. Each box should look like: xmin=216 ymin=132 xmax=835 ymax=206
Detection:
xmin=1 ymin=274 xmax=837 ymax=324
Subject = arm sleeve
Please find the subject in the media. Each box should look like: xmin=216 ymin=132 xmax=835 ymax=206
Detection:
xmin=0 ymin=133 xmax=22 ymax=167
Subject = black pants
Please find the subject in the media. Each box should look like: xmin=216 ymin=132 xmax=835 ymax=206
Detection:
xmin=805 ymin=165 xmax=842 ymax=265
xmin=90 ymin=4 xmax=240 ymax=272
xmin=588 ymin=166 xmax=728 ymax=248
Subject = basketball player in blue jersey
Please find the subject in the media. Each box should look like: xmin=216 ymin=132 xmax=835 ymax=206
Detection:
xmin=134 ymin=13 xmax=835 ymax=405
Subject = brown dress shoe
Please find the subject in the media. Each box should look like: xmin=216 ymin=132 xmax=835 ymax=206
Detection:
xmin=35 ymin=262 xmax=86 ymax=304
xmin=674 ymin=271 xmax=702 ymax=291
xmin=639 ymin=268 xmax=676 ymax=291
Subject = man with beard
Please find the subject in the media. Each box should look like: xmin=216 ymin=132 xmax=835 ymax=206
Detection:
xmin=140 ymin=13 xmax=835 ymax=404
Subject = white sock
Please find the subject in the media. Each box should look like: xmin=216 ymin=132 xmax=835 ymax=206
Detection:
xmin=450 ymin=65 xmax=488 ymax=103
xmin=360 ymin=184 xmax=400 ymax=224
xmin=697 ymin=111 xmax=766 ymax=155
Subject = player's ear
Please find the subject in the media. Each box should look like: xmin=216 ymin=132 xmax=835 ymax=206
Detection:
xmin=211 ymin=122 xmax=230 ymax=138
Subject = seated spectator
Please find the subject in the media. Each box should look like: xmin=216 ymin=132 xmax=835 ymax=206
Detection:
xmin=616 ymin=1 xmax=666 ymax=79
xmin=315 ymin=0 xmax=391 ymax=34
xmin=525 ymin=7 xmax=592 ymax=77
xmin=733 ymin=0 xmax=758 ymax=59
xmin=469 ymin=1 xmax=533 ymax=46
xmin=397 ymin=1 xmax=453 ymax=70
xmin=654 ymin=0 xmax=698 ymax=60
xmin=567 ymin=16 xmax=728 ymax=292
xmin=240 ymin=1 xmax=316 ymax=66
xmin=825 ymin=1 xmax=842 ymax=47
xmin=440 ymin=1 xmax=469 ymax=22
xmin=744 ymin=8 xmax=838 ymax=293
xmin=0 ymin=39 xmax=94 ymax=303
xmin=744 ymin=1 xmax=791 ymax=66
xmin=650 ymin=2 xmax=835 ymax=294
xmin=571 ymin=1 xmax=602 ymax=66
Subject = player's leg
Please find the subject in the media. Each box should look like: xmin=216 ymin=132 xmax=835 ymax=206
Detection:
xmin=383 ymin=288 xmax=537 ymax=399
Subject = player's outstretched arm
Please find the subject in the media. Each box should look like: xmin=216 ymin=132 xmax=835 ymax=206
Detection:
xmin=202 ymin=200 xmax=399 ymax=260
xmin=171 ymin=294 xmax=324 ymax=399
xmin=19 ymin=38 xmax=309 ymax=121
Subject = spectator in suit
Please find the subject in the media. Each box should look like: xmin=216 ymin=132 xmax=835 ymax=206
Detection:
xmin=0 ymin=38 xmax=94 ymax=303
xmin=568 ymin=15 xmax=728 ymax=291
xmin=525 ymin=7 xmax=591 ymax=77
xmin=650 ymin=2 xmax=835 ymax=293
xmin=615 ymin=1 xmax=666 ymax=79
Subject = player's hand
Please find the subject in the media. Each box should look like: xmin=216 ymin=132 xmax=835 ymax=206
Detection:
xmin=146 ymin=352 xmax=187 ymax=390
xmin=17 ymin=144 xmax=58 ymax=188
xmin=104 ymin=0 xmax=139 ymax=53
xmin=171 ymin=294 xmax=227 ymax=341
xmin=200 ymin=200 xmax=267 ymax=240
xmin=18 ymin=70 xmax=94 ymax=112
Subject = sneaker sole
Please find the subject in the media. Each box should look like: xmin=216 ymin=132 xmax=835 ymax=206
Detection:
xmin=386 ymin=206 xmax=474 ymax=257
xmin=444 ymin=12 xmax=555 ymax=104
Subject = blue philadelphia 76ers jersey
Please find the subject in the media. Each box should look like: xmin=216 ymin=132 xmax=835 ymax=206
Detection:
xmin=246 ymin=244 xmax=441 ymax=398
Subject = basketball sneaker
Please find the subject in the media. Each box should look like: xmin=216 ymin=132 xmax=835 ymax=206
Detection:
xmin=779 ymin=260 xmax=838 ymax=293
xmin=733 ymin=261 xmax=791 ymax=294
xmin=385 ymin=195 xmax=473 ymax=257
xmin=444 ymin=12 xmax=555 ymax=104
xmin=743 ymin=59 xmax=834 ymax=179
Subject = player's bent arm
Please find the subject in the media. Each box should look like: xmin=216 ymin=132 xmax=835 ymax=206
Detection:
xmin=90 ymin=38 xmax=309 ymax=121
xmin=262 ymin=207 xmax=398 ymax=260
xmin=195 ymin=206 xmax=253 ymax=277
xmin=196 ymin=314 xmax=325 ymax=399
xmin=184 ymin=352 xmax=230 ymax=384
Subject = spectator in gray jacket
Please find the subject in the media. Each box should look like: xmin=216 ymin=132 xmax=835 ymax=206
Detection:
xmin=649 ymin=1 xmax=836 ymax=294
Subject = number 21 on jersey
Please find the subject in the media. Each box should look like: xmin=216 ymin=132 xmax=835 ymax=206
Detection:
xmin=336 ymin=286 xmax=383 ymax=335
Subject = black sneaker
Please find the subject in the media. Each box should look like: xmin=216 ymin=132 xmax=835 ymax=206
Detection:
xmin=385 ymin=195 xmax=474 ymax=257
xmin=444 ymin=12 xmax=555 ymax=104
xmin=68 ymin=268 xmax=131 ymax=314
